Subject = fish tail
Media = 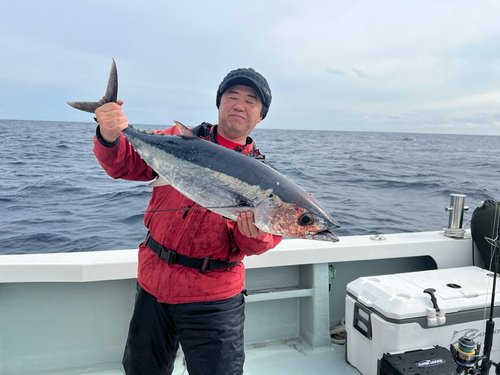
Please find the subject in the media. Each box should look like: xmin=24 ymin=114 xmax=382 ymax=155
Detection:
xmin=67 ymin=58 xmax=118 ymax=113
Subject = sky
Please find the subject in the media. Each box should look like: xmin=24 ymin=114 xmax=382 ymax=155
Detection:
xmin=1 ymin=0 xmax=500 ymax=135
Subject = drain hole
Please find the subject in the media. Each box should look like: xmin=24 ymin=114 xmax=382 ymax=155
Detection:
xmin=446 ymin=283 xmax=462 ymax=289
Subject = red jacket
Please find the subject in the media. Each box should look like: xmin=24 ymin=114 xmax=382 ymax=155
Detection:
xmin=93 ymin=124 xmax=282 ymax=304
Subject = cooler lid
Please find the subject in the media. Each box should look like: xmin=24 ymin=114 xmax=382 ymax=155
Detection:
xmin=346 ymin=266 xmax=500 ymax=320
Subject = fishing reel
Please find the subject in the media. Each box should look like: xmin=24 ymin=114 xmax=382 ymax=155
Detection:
xmin=450 ymin=337 xmax=490 ymax=375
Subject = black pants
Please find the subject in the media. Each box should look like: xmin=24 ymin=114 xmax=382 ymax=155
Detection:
xmin=122 ymin=285 xmax=245 ymax=375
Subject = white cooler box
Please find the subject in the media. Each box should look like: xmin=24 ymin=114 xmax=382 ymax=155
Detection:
xmin=346 ymin=266 xmax=500 ymax=375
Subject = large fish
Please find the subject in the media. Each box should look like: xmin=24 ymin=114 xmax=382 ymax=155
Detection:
xmin=67 ymin=59 xmax=340 ymax=242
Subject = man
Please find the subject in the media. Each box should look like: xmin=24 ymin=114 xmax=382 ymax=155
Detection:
xmin=93 ymin=68 xmax=283 ymax=375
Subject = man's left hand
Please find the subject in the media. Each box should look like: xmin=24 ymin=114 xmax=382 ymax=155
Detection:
xmin=237 ymin=211 xmax=266 ymax=238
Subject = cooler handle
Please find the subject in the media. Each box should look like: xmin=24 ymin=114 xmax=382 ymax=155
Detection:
xmin=353 ymin=302 xmax=372 ymax=339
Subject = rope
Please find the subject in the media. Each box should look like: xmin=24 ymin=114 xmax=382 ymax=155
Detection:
xmin=443 ymin=218 xmax=471 ymax=238
xmin=330 ymin=318 xmax=346 ymax=345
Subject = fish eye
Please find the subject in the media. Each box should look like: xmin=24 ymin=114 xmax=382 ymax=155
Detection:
xmin=298 ymin=213 xmax=315 ymax=226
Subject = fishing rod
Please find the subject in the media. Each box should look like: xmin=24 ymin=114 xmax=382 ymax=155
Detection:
xmin=481 ymin=250 xmax=498 ymax=373
xmin=481 ymin=205 xmax=500 ymax=374
xmin=450 ymin=203 xmax=500 ymax=375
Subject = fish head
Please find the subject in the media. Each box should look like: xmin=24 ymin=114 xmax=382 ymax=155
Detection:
xmin=257 ymin=194 xmax=340 ymax=242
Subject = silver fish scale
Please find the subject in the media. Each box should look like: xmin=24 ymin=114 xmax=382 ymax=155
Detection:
xmin=124 ymin=133 xmax=273 ymax=222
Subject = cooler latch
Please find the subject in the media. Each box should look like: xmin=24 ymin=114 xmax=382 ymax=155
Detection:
xmin=424 ymin=288 xmax=446 ymax=327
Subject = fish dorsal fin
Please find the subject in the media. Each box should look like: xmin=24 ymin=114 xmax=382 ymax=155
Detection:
xmin=173 ymin=120 xmax=195 ymax=138
xmin=147 ymin=176 xmax=170 ymax=187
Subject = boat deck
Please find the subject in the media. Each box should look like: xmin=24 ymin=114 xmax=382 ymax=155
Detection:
xmin=240 ymin=341 xmax=358 ymax=375
xmin=34 ymin=341 xmax=359 ymax=375
xmin=0 ymin=231 xmax=474 ymax=375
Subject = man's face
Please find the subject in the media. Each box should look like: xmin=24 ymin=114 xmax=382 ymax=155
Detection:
xmin=217 ymin=85 xmax=263 ymax=144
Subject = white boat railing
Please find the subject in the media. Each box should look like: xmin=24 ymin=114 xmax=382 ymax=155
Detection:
xmin=0 ymin=230 xmax=473 ymax=283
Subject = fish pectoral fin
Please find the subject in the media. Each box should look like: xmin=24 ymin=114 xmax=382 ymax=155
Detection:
xmin=173 ymin=121 xmax=195 ymax=138
xmin=147 ymin=176 xmax=170 ymax=187
xmin=236 ymin=197 xmax=253 ymax=208
xmin=67 ymin=58 xmax=118 ymax=114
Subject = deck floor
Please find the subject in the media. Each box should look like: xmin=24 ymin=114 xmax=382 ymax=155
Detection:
xmin=241 ymin=342 xmax=360 ymax=375
xmin=34 ymin=341 xmax=361 ymax=375
xmin=172 ymin=341 xmax=360 ymax=375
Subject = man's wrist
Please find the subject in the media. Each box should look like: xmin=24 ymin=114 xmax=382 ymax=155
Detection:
xmin=95 ymin=125 xmax=120 ymax=147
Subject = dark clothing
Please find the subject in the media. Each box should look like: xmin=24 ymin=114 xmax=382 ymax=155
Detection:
xmin=189 ymin=123 xmax=276 ymax=169
xmin=122 ymin=285 xmax=245 ymax=375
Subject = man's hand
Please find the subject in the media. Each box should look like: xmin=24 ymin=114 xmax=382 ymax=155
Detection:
xmin=95 ymin=100 xmax=128 ymax=142
xmin=237 ymin=211 xmax=266 ymax=238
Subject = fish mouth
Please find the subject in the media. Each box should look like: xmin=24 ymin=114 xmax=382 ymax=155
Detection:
xmin=312 ymin=230 xmax=339 ymax=242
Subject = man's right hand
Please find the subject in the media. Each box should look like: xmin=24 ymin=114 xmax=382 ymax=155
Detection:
xmin=95 ymin=100 xmax=129 ymax=142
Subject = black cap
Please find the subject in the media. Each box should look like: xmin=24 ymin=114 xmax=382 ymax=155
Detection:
xmin=216 ymin=68 xmax=272 ymax=119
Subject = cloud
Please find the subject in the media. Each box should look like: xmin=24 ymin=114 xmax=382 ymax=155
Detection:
xmin=422 ymin=91 xmax=500 ymax=109
xmin=352 ymin=69 xmax=370 ymax=78
xmin=2 ymin=1 xmax=500 ymax=135
xmin=383 ymin=113 xmax=407 ymax=122
xmin=451 ymin=112 xmax=491 ymax=125
xmin=326 ymin=68 xmax=347 ymax=75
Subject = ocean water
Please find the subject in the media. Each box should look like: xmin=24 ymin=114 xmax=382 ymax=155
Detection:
xmin=1 ymin=119 xmax=499 ymax=255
